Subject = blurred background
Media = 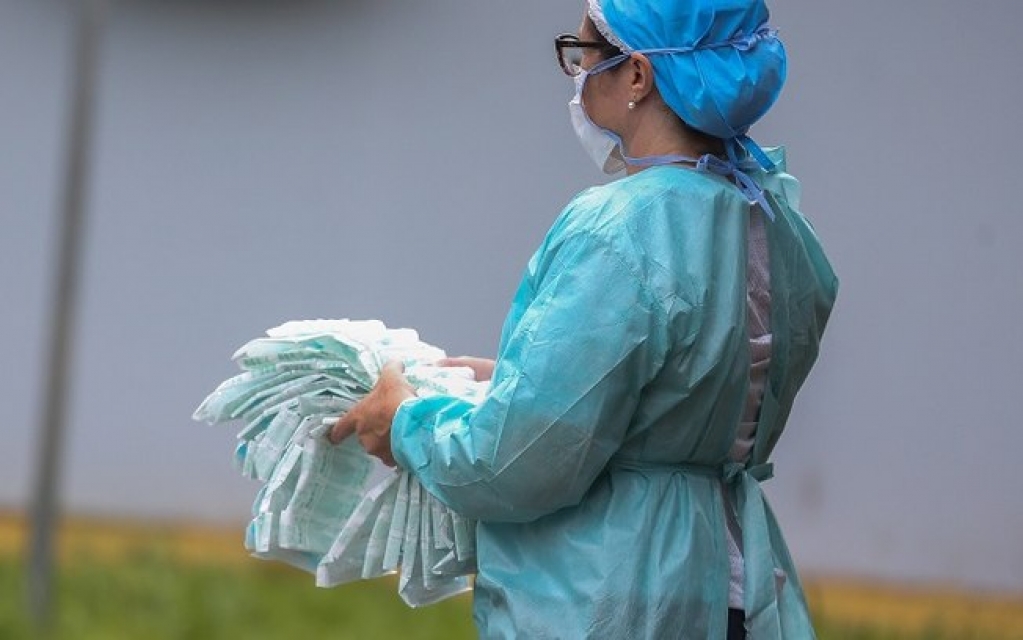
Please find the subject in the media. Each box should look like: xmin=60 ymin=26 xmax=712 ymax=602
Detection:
xmin=1 ymin=0 xmax=1021 ymax=637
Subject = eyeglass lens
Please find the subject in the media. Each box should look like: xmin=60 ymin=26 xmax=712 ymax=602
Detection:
xmin=563 ymin=47 xmax=584 ymax=74
xmin=556 ymin=36 xmax=584 ymax=76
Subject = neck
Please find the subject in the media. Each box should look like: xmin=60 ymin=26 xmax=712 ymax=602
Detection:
xmin=621 ymin=106 xmax=724 ymax=175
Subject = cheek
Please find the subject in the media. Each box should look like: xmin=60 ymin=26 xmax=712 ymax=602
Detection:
xmin=583 ymin=77 xmax=620 ymax=128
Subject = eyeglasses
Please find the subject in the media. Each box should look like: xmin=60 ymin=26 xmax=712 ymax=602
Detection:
xmin=554 ymin=33 xmax=622 ymax=77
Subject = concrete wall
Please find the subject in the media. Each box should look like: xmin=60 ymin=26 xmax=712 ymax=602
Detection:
xmin=2 ymin=0 xmax=1021 ymax=590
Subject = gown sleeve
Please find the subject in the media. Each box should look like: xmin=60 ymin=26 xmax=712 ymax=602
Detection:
xmin=391 ymin=227 xmax=670 ymax=522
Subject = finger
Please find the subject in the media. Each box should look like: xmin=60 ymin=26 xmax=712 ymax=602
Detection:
xmin=381 ymin=359 xmax=406 ymax=376
xmin=329 ymin=414 xmax=357 ymax=444
xmin=380 ymin=360 xmax=413 ymax=395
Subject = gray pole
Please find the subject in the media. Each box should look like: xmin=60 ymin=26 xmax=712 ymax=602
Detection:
xmin=27 ymin=0 xmax=108 ymax=627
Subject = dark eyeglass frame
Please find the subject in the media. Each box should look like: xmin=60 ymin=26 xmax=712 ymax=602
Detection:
xmin=555 ymin=33 xmax=622 ymax=76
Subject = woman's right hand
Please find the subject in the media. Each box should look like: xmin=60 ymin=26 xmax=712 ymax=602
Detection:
xmin=437 ymin=356 xmax=495 ymax=382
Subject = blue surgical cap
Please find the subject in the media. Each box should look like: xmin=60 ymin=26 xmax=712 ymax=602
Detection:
xmin=589 ymin=0 xmax=786 ymax=144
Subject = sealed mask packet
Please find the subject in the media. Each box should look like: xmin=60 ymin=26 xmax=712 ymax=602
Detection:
xmin=194 ymin=319 xmax=487 ymax=606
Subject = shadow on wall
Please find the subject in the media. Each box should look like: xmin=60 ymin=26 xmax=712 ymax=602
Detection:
xmin=126 ymin=0 xmax=337 ymax=6
xmin=126 ymin=0 xmax=362 ymax=12
xmin=108 ymin=0 xmax=378 ymax=35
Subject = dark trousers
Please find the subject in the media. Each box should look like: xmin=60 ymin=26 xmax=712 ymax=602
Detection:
xmin=727 ymin=609 xmax=746 ymax=640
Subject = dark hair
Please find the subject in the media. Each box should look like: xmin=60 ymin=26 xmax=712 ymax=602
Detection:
xmin=585 ymin=16 xmax=724 ymax=153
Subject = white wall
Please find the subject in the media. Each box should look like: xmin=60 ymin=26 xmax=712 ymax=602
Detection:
xmin=1 ymin=0 xmax=1020 ymax=591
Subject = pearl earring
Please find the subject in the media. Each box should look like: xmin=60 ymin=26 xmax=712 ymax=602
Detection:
xmin=627 ymin=100 xmax=637 ymax=110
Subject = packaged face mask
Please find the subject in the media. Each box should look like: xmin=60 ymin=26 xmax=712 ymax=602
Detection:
xmin=362 ymin=474 xmax=400 ymax=579
xmin=194 ymin=370 xmax=296 ymax=423
xmin=383 ymin=471 xmax=411 ymax=572
xmin=246 ymin=511 xmax=276 ymax=553
xmin=233 ymin=340 xmax=328 ymax=370
xmin=247 ymin=407 xmax=303 ymax=482
xmin=431 ymin=495 xmax=449 ymax=550
xmin=239 ymin=376 xmax=337 ymax=422
xmin=452 ymin=511 xmax=475 ymax=564
xmin=398 ymin=478 xmax=423 ymax=598
xmin=228 ymin=374 xmax=316 ymax=420
xmin=315 ymin=470 xmax=399 ymax=587
xmin=194 ymin=318 xmax=487 ymax=606
xmin=298 ymin=394 xmax=355 ymax=418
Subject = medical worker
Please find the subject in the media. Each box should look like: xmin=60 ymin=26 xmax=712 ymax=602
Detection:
xmin=331 ymin=0 xmax=837 ymax=637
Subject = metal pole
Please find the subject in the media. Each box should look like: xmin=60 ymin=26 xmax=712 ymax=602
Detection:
xmin=28 ymin=0 xmax=108 ymax=627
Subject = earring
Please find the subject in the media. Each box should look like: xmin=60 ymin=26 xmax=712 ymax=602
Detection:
xmin=627 ymin=100 xmax=636 ymax=110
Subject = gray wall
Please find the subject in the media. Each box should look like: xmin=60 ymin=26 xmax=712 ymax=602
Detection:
xmin=2 ymin=0 xmax=1021 ymax=591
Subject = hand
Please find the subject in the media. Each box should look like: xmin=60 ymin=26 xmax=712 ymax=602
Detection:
xmin=328 ymin=360 xmax=415 ymax=467
xmin=437 ymin=356 xmax=495 ymax=382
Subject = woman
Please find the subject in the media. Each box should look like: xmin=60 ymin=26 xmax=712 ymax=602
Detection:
xmin=331 ymin=0 xmax=837 ymax=638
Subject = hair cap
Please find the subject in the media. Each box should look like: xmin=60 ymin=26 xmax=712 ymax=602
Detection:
xmin=589 ymin=0 xmax=786 ymax=142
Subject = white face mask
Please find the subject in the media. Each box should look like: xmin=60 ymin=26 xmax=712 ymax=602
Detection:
xmin=568 ymin=70 xmax=625 ymax=175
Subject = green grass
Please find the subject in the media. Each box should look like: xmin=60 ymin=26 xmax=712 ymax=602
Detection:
xmin=814 ymin=619 xmax=986 ymax=640
xmin=0 ymin=551 xmax=1015 ymax=639
xmin=0 ymin=551 xmax=475 ymax=640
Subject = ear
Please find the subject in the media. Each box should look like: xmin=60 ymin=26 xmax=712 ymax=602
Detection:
xmin=626 ymin=53 xmax=656 ymax=103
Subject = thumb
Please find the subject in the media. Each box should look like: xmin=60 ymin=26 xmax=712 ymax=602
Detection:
xmin=329 ymin=413 xmax=356 ymax=444
xmin=381 ymin=359 xmax=406 ymax=376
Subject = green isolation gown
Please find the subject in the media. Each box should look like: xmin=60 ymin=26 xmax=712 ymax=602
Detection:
xmin=391 ymin=149 xmax=838 ymax=639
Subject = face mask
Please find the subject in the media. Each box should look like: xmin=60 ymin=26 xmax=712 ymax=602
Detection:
xmin=568 ymin=70 xmax=625 ymax=175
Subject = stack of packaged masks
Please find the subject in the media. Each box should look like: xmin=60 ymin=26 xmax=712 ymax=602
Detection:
xmin=193 ymin=319 xmax=487 ymax=606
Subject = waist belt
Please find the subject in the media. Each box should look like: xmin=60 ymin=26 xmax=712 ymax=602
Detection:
xmin=610 ymin=458 xmax=774 ymax=484
xmin=608 ymin=457 xmax=784 ymax=637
